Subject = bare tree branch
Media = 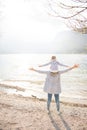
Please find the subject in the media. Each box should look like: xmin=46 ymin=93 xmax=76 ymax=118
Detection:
xmin=48 ymin=0 xmax=87 ymax=33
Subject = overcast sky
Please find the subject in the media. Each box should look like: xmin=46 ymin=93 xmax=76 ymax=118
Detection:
xmin=0 ymin=0 xmax=87 ymax=53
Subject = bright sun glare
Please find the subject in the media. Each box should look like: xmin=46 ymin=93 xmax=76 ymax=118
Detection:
xmin=3 ymin=0 xmax=57 ymax=40
xmin=1 ymin=0 xmax=69 ymax=53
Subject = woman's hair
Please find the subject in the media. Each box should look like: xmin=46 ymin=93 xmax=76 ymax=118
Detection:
xmin=50 ymin=72 xmax=58 ymax=77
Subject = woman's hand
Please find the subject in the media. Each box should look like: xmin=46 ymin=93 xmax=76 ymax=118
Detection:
xmin=29 ymin=67 xmax=35 ymax=71
xmin=72 ymin=64 xmax=79 ymax=69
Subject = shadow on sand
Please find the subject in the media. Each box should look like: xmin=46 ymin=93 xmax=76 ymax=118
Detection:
xmin=59 ymin=114 xmax=71 ymax=130
xmin=48 ymin=112 xmax=71 ymax=130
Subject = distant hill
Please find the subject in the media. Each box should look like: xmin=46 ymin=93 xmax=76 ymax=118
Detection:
xmin=54 ymin=30 xmax=87 ymax=54
xmin=0 ymin=30 xmax=87 ymax=54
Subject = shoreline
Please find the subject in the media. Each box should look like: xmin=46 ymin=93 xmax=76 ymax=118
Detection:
xmin=0 ymin=84 xmax=87 ymax=108
xmin=0 ymin=91 xmax=87 ymax=130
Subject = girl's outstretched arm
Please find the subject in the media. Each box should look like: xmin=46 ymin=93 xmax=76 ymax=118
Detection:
xmin=57 ymin=61 xmax=69 ymax=67
xmin=38 ymin=62 xmax=51 ymax=67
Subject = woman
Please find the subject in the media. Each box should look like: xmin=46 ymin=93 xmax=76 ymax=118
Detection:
xmin=29 ymin=64 xmax=79 ymax=114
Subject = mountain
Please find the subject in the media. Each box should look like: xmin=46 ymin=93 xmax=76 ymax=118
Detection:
xmin=0 ymin=30 xmax=87 ymax=54
xmin=54 ymin=30 xmax=87 ymax=54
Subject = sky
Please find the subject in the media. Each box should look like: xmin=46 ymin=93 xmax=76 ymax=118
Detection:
xmin=0 ymin=0 xmax=87 ymax=53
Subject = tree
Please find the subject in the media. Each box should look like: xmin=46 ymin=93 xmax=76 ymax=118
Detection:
xmin=48 ymin=0 xmax=87 ymax=33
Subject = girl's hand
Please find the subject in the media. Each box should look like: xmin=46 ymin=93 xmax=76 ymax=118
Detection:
xmin=73 ymin=64 xmax=79 ymax=68
xmin=38 ymin=65 xmax=42 ymax=67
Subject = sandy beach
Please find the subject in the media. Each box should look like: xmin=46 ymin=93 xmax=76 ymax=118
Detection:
xmin=0 ymin=91 xmax=87 ymax=130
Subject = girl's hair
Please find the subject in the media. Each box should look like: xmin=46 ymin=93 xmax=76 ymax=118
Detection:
xmin=51 ymin=56 xmax=56 ymax=60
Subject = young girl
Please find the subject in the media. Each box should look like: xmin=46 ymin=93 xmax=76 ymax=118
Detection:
xmin=29 ymin=64 xmax=79 ymax=114
xmin=39 ymin=56 xmax=69 ymax=72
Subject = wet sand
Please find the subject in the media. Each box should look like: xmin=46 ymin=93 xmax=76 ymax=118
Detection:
xmin=0 ymin=91 xmax=87 ymax=130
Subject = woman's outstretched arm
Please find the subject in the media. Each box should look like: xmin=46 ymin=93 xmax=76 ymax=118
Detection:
xmin=59 ymin=64 xmax=79 ymax=74
xmin=29 ymin=68 xmax=48 ymax=74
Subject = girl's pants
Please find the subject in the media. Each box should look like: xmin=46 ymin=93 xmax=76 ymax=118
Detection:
xmin=47 ymin=93 xmax=60 ymax=111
